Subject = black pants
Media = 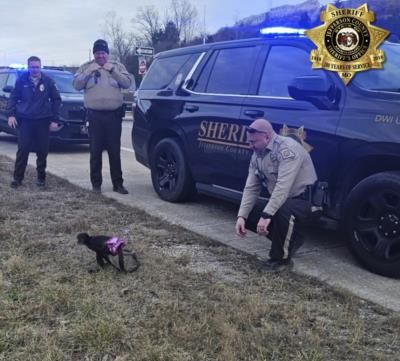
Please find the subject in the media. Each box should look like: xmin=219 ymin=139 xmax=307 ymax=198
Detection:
xmin=14 ymin=118 xmax=50 ymax=182
xmin=247 ymin=198 xmax=312 ymax=261
xmin=87 ymin=109 xmax=123 ymax=188
xmin=268 ymin=198 xmax=312 ymax=260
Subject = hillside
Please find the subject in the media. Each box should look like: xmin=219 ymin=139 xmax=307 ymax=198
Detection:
xmin=206 ymin=0 xmax=399 ymax=43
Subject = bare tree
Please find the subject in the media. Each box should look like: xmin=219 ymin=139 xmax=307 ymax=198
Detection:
xmin=168 ymin=0 xmax=199 ymax=43
xmin=133 ymin=1 xmax=199 ymax=48
xmin=103 ymin=12 xmax=137 ymax=65
xmin=134 ymin=5 xmax=162 ymax=46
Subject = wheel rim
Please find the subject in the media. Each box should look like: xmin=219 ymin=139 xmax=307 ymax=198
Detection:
xmin=353 ymin=189 xmax=400 ymax=262
xmin=155 ymin=148 xmax=178 ymax=193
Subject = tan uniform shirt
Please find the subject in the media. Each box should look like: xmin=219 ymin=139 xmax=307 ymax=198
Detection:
xmin=238 ymin=133 xmax=317 ymax=219
xmin=73 ymin=60 xmax=131 ymax=110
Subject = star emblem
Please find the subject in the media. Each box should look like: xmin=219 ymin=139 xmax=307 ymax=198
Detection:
xmin=305 ymin=3 xmax=390 ymax=85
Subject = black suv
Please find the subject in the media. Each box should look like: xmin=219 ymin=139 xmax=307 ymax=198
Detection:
xmin=132 ymin=34 xmax=400 ymax=278
xmin=0 ymin=67 xmax=88 ymax=143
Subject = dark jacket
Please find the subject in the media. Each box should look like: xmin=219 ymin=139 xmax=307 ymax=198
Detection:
xmin=7 ymin=72 xmax=61 ymax=121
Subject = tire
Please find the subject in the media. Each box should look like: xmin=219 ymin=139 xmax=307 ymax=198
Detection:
xmin=343 ymin=172 xmax=400 ymax=278
xmin=150 ymin=138 xmax=196 ymax=202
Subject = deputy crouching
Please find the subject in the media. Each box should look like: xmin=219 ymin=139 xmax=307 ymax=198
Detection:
xmin=235 ymin=118 xmax=317 ymax=272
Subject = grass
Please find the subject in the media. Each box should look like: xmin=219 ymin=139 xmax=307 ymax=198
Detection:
xmin=0 ymin=154 xmax=399 ymax=361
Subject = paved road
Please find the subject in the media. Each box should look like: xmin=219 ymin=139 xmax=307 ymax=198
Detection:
xmin=0 ymin=119 xmax=399 ymax=312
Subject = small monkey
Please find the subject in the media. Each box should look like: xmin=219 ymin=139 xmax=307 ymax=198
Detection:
xmin=77 ymin=233 xmax=139 ymax=272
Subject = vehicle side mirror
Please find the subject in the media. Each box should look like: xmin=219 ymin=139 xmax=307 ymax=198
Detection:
xmin=288 ymin=76 xmax=340 ymax=110
xmin=3 ymin=85 xmax=14 ymax=93
xmin=157 ymin=88 xmax=173 ymax=97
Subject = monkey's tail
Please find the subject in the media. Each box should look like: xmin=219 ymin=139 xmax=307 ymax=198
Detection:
xmin=119 ymin=249 xmax=140 ymax=273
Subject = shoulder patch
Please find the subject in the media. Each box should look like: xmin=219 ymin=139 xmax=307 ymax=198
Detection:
xmin=279 ymin=148 xmax=295 ymax=160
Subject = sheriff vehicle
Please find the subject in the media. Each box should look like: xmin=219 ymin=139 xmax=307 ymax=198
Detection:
xmin=132 ymin=28 xmax=400 ymax=278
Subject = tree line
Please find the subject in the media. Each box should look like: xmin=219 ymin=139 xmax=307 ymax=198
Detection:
xmin=105 ymin=0 xmax=400 ymax=79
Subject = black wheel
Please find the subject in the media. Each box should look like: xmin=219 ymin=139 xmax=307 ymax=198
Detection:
xmin=150 ymin=138 xmax=196 ymax=202
xmin=343 ymin=172 xmax=400 ymax=278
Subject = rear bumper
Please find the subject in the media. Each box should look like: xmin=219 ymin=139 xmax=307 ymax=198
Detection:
xmin=50 ymin=122 xmax=89 ymax=144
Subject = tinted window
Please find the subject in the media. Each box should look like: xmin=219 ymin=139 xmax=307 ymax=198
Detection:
xmin=0 ymin=73 xmax=7 ymax=96
xmin=6 ymin=72 xmax=16 ymax=87
xmin=192 ymin=51 xmax=218 ymax=93
xmin=45 ymin=72 xmax=81 ymax=93
xmin=354 ymin=42 xmax=400 ymax=91
xmin=0 ymin=73 xmax=7 ymax=88
xmin=141 ymin=54 xmax=198 ymax=90
xmin=259 ymin=46 xmax=325 ymax=97
xmin=205 ymin=46 xmax=257 ymax=94
xmin=174 ymin=54 xmax=201 ymax=88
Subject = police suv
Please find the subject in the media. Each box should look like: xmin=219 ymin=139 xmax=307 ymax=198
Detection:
xmin=132 ymin=29 xmax=400 ymax=278
xmin=0 ymin=66 xmax=88 ymax=143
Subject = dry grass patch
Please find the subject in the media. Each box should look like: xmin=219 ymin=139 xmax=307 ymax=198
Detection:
xmin=0 ymin=155 xmax=399 ymax=361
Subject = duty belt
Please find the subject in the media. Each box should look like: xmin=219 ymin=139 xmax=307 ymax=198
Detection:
xmin=87 ymin=108 xmax=120 ymax=113
xmin=293 ymin=184 xmax=314 ymax=201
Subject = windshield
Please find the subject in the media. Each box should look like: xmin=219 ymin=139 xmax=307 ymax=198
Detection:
xmin=45 ymin=72 xmax=82 ymax=94
xmin=353 ymin=42 xmax=400 ymax=91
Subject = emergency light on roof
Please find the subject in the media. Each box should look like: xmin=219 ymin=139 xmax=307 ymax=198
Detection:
xmin=260 ymin=27 xmax=306 ymax=36
xmin=9 ymin=63 xmax=27 ymax=69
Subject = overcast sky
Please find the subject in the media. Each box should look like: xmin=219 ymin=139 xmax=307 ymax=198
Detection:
xmin=0 ymin=0 xmax=329 ymax=66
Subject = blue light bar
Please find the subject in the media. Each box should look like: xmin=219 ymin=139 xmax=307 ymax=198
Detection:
xmin=9 ymin=63 xmax=27 ymax=69
xmin=260 ymin=27 xmax=306 ymax=35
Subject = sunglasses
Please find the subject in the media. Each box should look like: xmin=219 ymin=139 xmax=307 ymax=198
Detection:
xmin=246 ymin=127 xmax=267 ymax=134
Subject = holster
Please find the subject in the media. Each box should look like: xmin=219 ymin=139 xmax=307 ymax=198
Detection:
xmin=86 ymin=105 xmax=126 ymax=120
xmin=118 ymin=104 xmax=126 ymax=119
xmin=311 ymin=181 xmax=330 ymax=208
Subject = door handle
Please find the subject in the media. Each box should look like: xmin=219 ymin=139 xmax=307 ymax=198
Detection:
xmin=244 ymin=109 xmax=264 ymax=118
xmin=184 ymin=105 xmax=199 ymax=113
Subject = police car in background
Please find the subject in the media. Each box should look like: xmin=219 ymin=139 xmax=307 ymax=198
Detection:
xmin=0 ymin=66 xmax=88 ymax=143
xmin=132 ymin=27 xmax=400 ymax=278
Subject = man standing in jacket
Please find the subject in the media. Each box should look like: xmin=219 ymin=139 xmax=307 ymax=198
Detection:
xmin=8 ymin=56 xmax=61 ymax=188
xmin=73 ymin=39 xmax=132 ymax=194
xmin=235 ymin=118 xmax=317 ymax=271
